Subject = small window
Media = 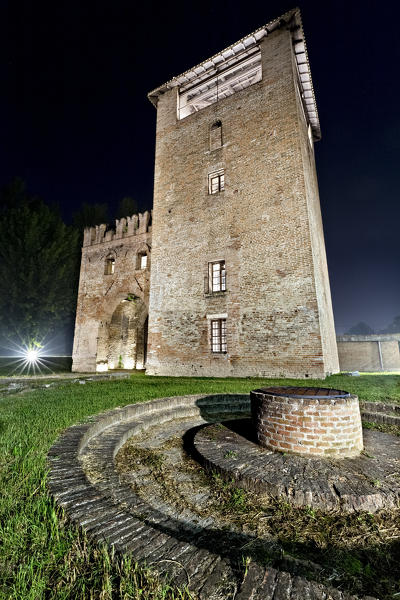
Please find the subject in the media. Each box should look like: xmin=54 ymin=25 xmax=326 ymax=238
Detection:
xmin=140 ymin=253 xmax=148 ymax=269
xmin=104 ymin=257 xmax=115 ymax=275
xmin=136 ymin=251 xmax=148 ymax=270
xmin=208 ymin=169 xmax=224 ymax=194
xmin=210 ymin=120 xmax=222 ymax=150
xmin=209 ymin=261 xmax=226 ymax=292
xmin=211 ymin=319 xmax=227 ymax=353
xmin=307 ymin=124 xmax=313 ymax=148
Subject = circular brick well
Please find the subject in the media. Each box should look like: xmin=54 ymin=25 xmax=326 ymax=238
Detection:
xmin=250 ymin=387 xmax=364 ymax=458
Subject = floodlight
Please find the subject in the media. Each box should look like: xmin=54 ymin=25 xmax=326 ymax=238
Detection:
xmin=26 ymin=349 xmax=39 ymax=363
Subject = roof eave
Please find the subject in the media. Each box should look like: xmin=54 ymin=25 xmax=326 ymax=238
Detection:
xmin=147 ymin=8 xmax=321 ymax=139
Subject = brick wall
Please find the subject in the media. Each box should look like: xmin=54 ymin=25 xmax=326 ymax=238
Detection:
xmin=72 ymin=213 xmax=151 ymax=372
xmin=337 ymin=335 xmax=400 ymax=372
xmin=294 ymin=54 xmax=339 ymax=375
xmin=146 ymin=26 xmax=339 ymax=378
xmin=251 ymin=390 xmax=363 ymax=457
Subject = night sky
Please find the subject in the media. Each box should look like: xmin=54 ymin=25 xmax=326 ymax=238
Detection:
xmin=1 ymin=0 xmax=399 ymax=335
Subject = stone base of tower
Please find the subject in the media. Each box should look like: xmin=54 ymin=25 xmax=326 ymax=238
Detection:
xmin=71 ymin=356 xmax=97 ymax=373
xmin=145 ymin=357 xmax=338 ymax=379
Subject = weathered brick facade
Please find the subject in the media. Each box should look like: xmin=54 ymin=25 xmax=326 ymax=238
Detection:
xmin=72 ymin=9 xmax=339 ymax=377
xmin=145 ymin=10 xmax=338 ymax=378
xmin=72 ymin=213 xmax=151 ymax=372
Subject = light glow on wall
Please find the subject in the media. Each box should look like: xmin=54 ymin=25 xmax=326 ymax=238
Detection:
xmin=96 ymin=362 xmax=108 ymax=372
xmin=124 ymin=357 xmax=135 ymax=369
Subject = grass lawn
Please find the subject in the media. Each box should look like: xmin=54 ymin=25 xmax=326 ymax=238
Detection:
xmin=0 ymin=371 xmax=399 ymax=599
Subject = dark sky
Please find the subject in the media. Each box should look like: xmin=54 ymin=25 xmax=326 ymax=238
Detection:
xmin=1 ymin=0 xmax=399 ymax=335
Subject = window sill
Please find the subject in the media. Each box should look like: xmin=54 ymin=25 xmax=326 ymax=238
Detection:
xmin=204 ymin=290 xmax=227 ymax=298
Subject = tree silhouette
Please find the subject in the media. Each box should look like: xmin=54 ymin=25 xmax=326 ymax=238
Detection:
xmin=72 ymin=202 xmax=109 ymax=231
xmin=0 ymin=182 xmax=79 ymax=346
xmin=0 ymin=177 xmax=30 ymax=211
xmin=346 ymin=322 xmax=375 ymax=335
xmin=381 ymin=316 xmax=400 ymax=334
xmin=115 ymin=196 xmax=138 ymax=220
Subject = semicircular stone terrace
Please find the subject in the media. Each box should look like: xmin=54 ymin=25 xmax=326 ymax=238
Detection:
xmin=194 ymin=419 xmax=400 ymax=512
xmin=48 ymin=394 xmax=392 ymax=600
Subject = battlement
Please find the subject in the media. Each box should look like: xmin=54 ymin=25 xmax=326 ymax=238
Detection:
xmin=83 ymin=211 xmax=152 ymax=247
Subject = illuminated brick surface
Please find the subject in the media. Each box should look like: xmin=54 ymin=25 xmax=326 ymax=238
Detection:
xmin=146 ymin=27 xmax=338 ymax=377
xmin=251 ymin=388 xmax=363 ymax=457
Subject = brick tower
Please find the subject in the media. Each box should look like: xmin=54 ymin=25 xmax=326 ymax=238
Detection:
xmin=146 ymin=8 xmax=339 ymax=378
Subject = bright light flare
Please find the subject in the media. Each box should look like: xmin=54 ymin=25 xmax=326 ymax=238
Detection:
xmin=0 ymin=337 xmax=58 ymax=376
xmin=26 ymin=349 xmax=39 ymax=363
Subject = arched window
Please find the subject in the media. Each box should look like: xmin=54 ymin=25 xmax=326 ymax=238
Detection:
xmin=210 ymin=120 xmax=222 ymax=150
xmin=104 ymin=257 xmax=115 ymax=275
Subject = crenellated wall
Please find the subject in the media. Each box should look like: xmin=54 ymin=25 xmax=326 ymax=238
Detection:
xmin=72 ymin=212 xmax=152 ymax=372
xmin=83 ymin=211 xmax=152 ymax=247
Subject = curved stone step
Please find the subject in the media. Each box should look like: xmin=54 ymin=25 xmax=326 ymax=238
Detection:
xmin=360 ymin=401 xmax=400 ymax=426
xmin=194 ymin=420 xmax=400 ymax=512
xmin=235 ymin=562 xmax=377 ymax=600
xmin=48 ymin=394 xmax=378 ymax=600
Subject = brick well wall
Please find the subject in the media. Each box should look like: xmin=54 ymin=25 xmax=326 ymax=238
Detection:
xmin=251 ymin=390 xmax=363 ymax=457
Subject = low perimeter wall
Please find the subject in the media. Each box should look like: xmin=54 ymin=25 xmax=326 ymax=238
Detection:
xmin=337 ymin=334 xmax=400 ymax=372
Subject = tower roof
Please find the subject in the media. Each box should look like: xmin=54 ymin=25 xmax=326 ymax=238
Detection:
xmin=148 ymin=8 xmax=321 ymax=140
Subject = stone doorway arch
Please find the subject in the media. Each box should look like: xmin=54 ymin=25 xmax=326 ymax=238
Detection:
xmin=96 ymin=295 xmax=148 ymax=370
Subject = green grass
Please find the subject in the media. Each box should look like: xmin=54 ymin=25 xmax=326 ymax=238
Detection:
xmin=0 ymin=371 xmax=399 ymax=599
xmin=363 ymin=420 xmax=400 ymax=436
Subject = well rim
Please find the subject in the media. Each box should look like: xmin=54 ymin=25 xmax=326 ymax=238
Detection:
xmin=252 ymin=386 xmax=352 ymax=400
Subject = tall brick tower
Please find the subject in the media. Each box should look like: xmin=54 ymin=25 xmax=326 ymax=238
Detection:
xmin=146 ymin=8 xmax=339 ymax=378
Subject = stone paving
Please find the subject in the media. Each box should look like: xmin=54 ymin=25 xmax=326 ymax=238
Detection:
xmin=360 ymin=401 xmax=400 ymax=426
xmin=47 ymin=394 xmax=391 ymax=599
xmin=195 ymin=419 xmax=400 ymax=512
xmin=0 ymin=371 xmax=130 ymax=396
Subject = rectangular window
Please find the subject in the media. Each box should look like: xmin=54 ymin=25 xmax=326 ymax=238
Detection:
xmin=210 ymin=120 xmax=222 ymax=151
xmin=105 ymin=258 xmax=115 ymax=275
xmin=296 ymin=83 xmax=307 ymax=125
xmin=208 ymin=169 xmax=224 ymax=194
xmin=307 ymin=123 xmax=314 ymax=149
xmin=211 ymin=319 xmax=227 ymax=353
xmin=140 ymin=254 xmax=148 ymax=269
xmin=209 ymin=260 xmax=226 ymax=292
